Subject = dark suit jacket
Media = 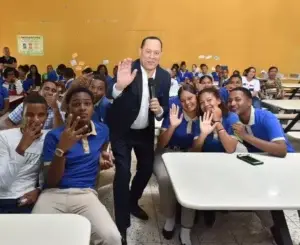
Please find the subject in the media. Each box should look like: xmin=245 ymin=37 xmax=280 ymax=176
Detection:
xmin=107 ymin=59 xmax=171 ymax=141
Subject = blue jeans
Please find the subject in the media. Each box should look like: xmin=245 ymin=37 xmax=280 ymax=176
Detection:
xmin=0 ymin=199 xmax=34 ymax=213
xmin=252 ymin=97 xmax=262 ymax=109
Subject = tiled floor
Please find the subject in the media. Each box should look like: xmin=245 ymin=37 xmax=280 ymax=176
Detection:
xmin=98 ymin=169 xmax=300 ymax=245
xmin=96 ymin=123 xmax=300 ymax=245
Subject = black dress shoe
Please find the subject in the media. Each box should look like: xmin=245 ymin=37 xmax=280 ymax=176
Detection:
xmin=162 ymin=227 xmax=175 ymax=240
xmin=121 ymin=237 xmax=127 ymax=245
xmin=130 ymin=205 xmax=149 ymax=220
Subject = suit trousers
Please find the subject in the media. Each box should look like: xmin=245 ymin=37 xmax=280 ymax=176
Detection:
xmin=112 ymin=127 xmax=154 ymax=233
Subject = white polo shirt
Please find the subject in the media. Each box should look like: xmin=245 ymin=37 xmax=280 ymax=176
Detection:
xmin=242 ymin=76 xmax=261 ymax=95
xmin=0 ymin=128 xmax=48 ymax=199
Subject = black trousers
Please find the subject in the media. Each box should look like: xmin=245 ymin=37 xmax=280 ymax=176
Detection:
xmin=111 ymin=127 xmax=154 ymax=233
xmin=0 ymin=199 xmax=34 ymax=213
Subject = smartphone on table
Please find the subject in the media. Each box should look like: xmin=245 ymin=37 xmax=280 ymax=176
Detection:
xmin=237 ymin=154 xmax=264 ymax=166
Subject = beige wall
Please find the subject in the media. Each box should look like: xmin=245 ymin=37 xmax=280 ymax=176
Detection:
xmin=1 ymin=0 xmax=300 ymax=75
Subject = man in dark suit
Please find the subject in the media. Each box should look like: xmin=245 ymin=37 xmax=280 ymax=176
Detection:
xmin=107 ymin=36 xmax=170 ymax=245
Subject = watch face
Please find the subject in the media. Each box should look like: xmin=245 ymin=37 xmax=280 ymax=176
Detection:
xmin=55 ymin=149 xmax=64 ymax=157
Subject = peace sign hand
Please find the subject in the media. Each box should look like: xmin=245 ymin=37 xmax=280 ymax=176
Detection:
xmin=169 ymin=104 xmax=183 ymax=128
xmin=115 ymin=58 xmax=138 ymax=91
xmin=57 ymin=114 xmax=89 ymax=152
xmin=200 ymin=112 xmax=218 ymax=136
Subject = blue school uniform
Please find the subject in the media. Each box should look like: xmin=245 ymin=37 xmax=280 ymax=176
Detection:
xmin=22 ymin=78 xmax=34 ymax=93
xmin=43 ymin=121 xmax=109 ymax=189
xmin=0 ymin=86 xmax=8 ymax=110
xmin=243 ymin=107 xmax=294 ymax=152
xmin=178 ymin=71 xmax=193 ymax=83
xmin=219 ymin=87 xmax=229 ymax=104
xmin=168 ymin=96 xmax=181 ymax=108
xmin=195 ymin=112 xmax=239 ymax=152
xmin=92 ymin=96 xmax=111 ymax=124
xmin=161 ymin=111 xmax=200 ymax=150
xmin=212 ymin=72 xmax=219 ymax=82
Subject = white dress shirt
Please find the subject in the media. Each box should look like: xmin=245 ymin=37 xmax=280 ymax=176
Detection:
xmin=112 ymin=65 xmax=163 ymax=129
xmin=0 ymin=128 xmax=47 ymax=199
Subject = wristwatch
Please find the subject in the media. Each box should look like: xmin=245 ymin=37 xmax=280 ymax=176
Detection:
xmin=55 ymin=148 xmax=65 ymax=157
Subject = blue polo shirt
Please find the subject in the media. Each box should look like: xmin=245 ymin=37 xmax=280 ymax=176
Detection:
xmin=219 ymin=87 xmax=229 ymax=104
xmin=0 ymin=86 xmax=8 ymax=110
xmin=195 ymin=112 xmax=239 ymax=152
xmin=243 ymin=108 xmax=294 ymax=153
xmin=178 ymin=71 xmax=193 ymax=83
xmin=22 ymin=78 xmax=34 ymax=92
xmin=42 ymin=121 xmax=109 ymax=189
xmin=161 ymin=112 xmax=200 ymax=149
xmin=92 ymin=96 xmax=111 ymax=124
xmin=169 ymin=96 xmax=181 ymax=108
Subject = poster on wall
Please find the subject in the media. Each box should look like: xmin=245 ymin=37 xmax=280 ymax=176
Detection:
xmin=17 ymin=35 xmax=44 ymax=56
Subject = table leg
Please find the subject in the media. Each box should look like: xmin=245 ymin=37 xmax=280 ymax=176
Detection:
xmin=271 ymin=210 xmax=293 ymax=245
xmin=288 ymin=88 xmax=300 ymax=99
xmin=284 ymin=113 xmax=300 ymax=133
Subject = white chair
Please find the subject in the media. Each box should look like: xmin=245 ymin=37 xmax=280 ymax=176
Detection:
xmin=0 ymin=214 xmax=91 ymax=245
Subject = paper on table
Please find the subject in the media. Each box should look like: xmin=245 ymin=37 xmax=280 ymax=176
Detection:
xmin=72 ymin=53 xmax=78 ymax=59
xmin=103 ymin=60 xmax=109 ymax=65
xmin=79 ymin=61 xmax=85 ymax=66
xmin=70 ymin=59 xmax=77 ymax=66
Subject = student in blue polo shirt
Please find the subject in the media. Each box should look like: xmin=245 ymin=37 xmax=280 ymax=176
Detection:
xmin=228 ymin=87 xmax=294 ymax=156
xmin=219 ymin=74 xmax=242 ymax=104
xmin=32 ymin=87 xmax=121 ymax=245
xmin=0 ymin=84 xmax=9 ymax=116
xmin=154 ymin=84 xmax=199 ymax=245
xmin=18 ymin=65 xmax=34 ymax=93
xmin=178 ymin=61 xmax=192 ymax=83
xmin=194 ymin=87 xmax=239 ymax=153
xmin=90 ymin=74 xmax=111 ymax=124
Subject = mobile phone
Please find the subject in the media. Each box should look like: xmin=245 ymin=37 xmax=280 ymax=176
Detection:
xmin=237 ymin=154 xmax=263 ymax=165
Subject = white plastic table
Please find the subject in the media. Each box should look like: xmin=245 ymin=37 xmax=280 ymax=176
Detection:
xmin=282 ymin=83 xmax=300 ymax=99
xmin=262 ymin=100 xmax=300 ymax=132
xmin=0 ymin=214 xmax=91 ymax=245
xmin=162 ymin=152 xmax=300 ymax=245
xmin=9 ymin=95 xmax=24 ymax=103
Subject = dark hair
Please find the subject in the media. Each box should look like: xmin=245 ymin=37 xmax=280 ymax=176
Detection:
xmin=180 ymin=61 xmax=186 ymax=67
xmin=3 ymin=67 xmax=18 ymax=78
xmin=18 ymin=65 xmax=30 ymax=74
xmin=232 ymin=70 xmax=240 ymax=76
xmin=200 ymin=75 xmax=213 ymax=83
xmin=178 ymin=83 xmax=197 ymax=98
xmin=140 ymin=36 xmax=163 ymax=49
xmin=228 ymin=74 xmax=242 ymax=83
xmin=171 ymin=63 xmax=179 ymax=72
xmin=198 ymin=87 xmax=229 ymax=116
xmin=63 ymin=67 xmax=75 ymax=79
xmin=216 ymin=65 xmax=221 ymax=68
xmin=97 ymin=64 xmax=108 ymax=76
xmin=268 ymin=66 xmax=278 ymax=73
xmin=65 ymin=86 xmax=94 ymax=105
xmin=82 ymin=67 xmax=93 ymax=74
xmin=243 ymin=67 xmax=256 ymax=77
xmin=56 ymin=64 xmax=67 ymax=74
xmin=23 ymin=93 xmax=48 ymax=108
xmin=41 ymin=80 xmax=57 ymax=88
xmin=92 ymin=73 xmax=108 ymax=91
xmin=29 ymin=64 xmax=39 ymax=74
xmin=231 ymin=87 xmax=252 ymax=100
xmin=200 ymin=64 xmax=208 ymax=69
